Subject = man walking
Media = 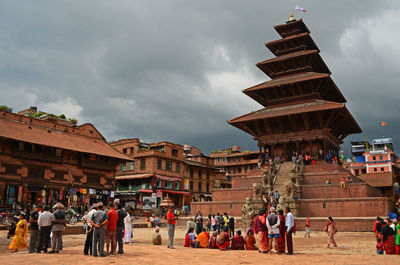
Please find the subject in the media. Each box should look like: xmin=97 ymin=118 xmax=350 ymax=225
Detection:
xmin=267 ymin=207 xmax=280 ymax=254
xmin=49 ymin=203 xmax=66 ymax=253
xmin=37 ymin=205 xmax=52 ymax=253
xmin=228 ymin=213 xmax=235 ymax=238
xmin=166 ymin=206 xmax=177 ymax=249
xmin=91 ymin=202 xmax=108 ymax=257
xmin=83 ymin=203 xmax=97 ymax=255
xmin=28 ymin=205 xmax=42 ymax=253
xmin=285 ymin=206 xmax=295 ymax=255
xmin=105 ymin=202 xmax=118 ymax=255
xmin=115 ymin=203 xmax=127 ymax=254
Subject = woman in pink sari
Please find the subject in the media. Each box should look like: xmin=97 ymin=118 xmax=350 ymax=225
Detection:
xmin=324 ymin=217 xmax=337 ymax=248
xmin=254 ymin=210 xmax=269 ymax=253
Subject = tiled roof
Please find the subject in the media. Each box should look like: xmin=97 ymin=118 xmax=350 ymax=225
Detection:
xmin=244 ymin=72 xmax=328 ymax=91
xmin=229 ymin=99 xmax=344 ymax=123
xmin=0 ymin=116 xmax=132 ymax=160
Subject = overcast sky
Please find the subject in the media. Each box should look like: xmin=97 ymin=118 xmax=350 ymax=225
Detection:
xmin=1 ymin=0 xmax=399 ymax=156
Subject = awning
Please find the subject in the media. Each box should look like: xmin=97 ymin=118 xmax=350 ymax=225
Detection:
xmin=163 ymin=190 xmax=192 ymax=196
xmin=139 ymin=189 xmax=153 ymax=193
xmin=114 ymin=191 xmax=139 ymax=196
xmin=156 ymin=174 xmax=182 ymax=182
xmin=115 ymin=174 xmax=154 ymax=180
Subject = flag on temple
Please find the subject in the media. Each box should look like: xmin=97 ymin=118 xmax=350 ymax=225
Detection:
xmin=295 ymin=5 xmax=307 ymax=12
xmin=381 ymin=121 xmax=387 ymax=127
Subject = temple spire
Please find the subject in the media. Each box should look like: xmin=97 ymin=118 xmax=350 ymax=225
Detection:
xmin=287 ymin=13 xmax=296 ymax=24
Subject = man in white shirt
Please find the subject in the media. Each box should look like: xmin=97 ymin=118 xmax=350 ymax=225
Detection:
xmin=37 ymin=205 xmax=53 ymax=253
xmin=285 ymin=206 xmax=295 ymax=255
xmin=267 ymin=207 xmax=280 ymax=254
xmin=83 ymin=203 xmax=97 ymax=255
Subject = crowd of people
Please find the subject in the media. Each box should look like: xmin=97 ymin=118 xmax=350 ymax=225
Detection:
xmin=374 ymin=216 xmax=400 ymax=255
xmin=181 ymin=206 xmax=295 ymax=254
xmin=6 ymin=200 xmax=400 ymax=257
xmin=7 ymin=199 xmax=136 ymax=257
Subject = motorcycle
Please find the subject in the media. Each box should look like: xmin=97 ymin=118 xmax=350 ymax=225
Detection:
xmin=0 ymin=211 xmax=12 ymax=225
xmin=65 ymin=208 xmax=78 ymax=225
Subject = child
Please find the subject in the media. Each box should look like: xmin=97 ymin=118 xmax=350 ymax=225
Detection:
xmin=152 ymin=227 xmax=162 ymax=245
xmin=7 ymin=221 xmax=16 ymax=238
xmin=304 ymin=217 xmax=311 ymax=238
xmin=376 ymin=238 xmax=384 ymax=254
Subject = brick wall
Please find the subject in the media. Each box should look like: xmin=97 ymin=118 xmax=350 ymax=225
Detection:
xmin=212 ymin=188 xmax=253 ymax=201
xmin=297 ymin=197 xmax=392 ymax=217
xmin=302 ymin=172 xmax=349 ymax=185
xmin=232 ymin=176 xmax=261 ymax=189
xmin=295 ymin=217 xmax=376 ymax=232
xmin=357 ymin=173 xmax=392 ymax=187
xmin=301 ymin=183 xmax=381 ymax=199
xmin=190 ymin=201 xmax=244 ymax=216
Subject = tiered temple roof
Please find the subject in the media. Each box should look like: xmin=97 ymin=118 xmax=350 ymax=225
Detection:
xmin=229 ymin=18 xmax=361 ymax=154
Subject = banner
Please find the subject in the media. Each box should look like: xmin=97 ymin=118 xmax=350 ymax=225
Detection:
xmin=184 ymin=179 xmax=189 ymax=190
xmin=142 ymin=196 xmax=152 ymax=210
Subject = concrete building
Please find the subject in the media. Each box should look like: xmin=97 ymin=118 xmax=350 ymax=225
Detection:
xmin=349 ymin=138 xmax=400 ymax=200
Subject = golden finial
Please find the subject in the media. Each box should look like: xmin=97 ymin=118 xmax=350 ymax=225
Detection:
xmin=289 ymin=13 xmax=295 ymax=21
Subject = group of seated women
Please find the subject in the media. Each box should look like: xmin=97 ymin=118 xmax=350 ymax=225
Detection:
xmin=184 ymin=227 xmax=258 ymax=251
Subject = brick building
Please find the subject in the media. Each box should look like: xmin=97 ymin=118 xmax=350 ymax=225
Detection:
xmin=0 ymin=108 xmax=131 ymax=208
xmin=109 ymin=139 xmax=220 ymax=209
xmin=210 ymin=146 xmax=259 ymax=188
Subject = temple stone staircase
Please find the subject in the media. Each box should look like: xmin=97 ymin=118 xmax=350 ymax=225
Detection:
xmin=272 ymin=161 xmax=293 ymax=197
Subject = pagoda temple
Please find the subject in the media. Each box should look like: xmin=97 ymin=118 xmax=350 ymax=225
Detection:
xmin=190 ymin=17 xmax=394 ymax=231
xmin=229 ymin=17 xmax=362 ymax=159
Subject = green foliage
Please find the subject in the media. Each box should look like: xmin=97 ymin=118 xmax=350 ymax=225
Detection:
xmin=0 ymin=105 xmax=9 ymax=111
xmin=58 ymin=114 xmax=66 ymax=119
xmin=69 ymin=118 xmax=78 ymax=124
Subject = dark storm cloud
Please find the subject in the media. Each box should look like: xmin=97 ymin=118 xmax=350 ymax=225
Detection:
xmin=1 ymin=0 xmax=399 ymax=155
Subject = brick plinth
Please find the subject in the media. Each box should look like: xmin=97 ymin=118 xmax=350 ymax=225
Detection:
xmin=190 ymin=201 xmax=244 ymax=216
xmin=232 ymin=176 xmax=261 ymax=189
xmin=212 ymin=188 xmax=253 ymax=201
xmin=297 ymin=197 xmax=392 ymax=217
xmin=295 ymin=217 xmax=376 ymax=232
xmin=301 ymin=183 xmax=381 ymax=199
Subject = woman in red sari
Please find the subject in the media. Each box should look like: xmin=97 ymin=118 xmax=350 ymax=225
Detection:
xmin=245 ymin=228 xmax=257 ymax=250
xmin=184 ymin=227 xmax=196 ymax=247
xmin=254 ymin=210 xmax=269 ymax=253
xmin=216 ymin=227 xmax=230 ymax=250
xmin=381 ymin=221 xmax=396 ymax=254
xmin=277 ymin=209 xmax=286 ymax=253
